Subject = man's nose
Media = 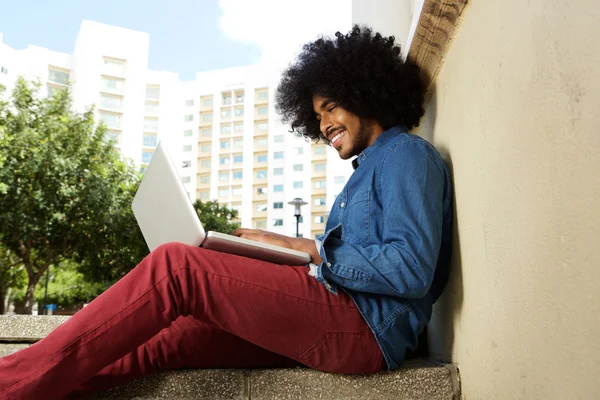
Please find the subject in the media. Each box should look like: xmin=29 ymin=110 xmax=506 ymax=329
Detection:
xmin=320 ymin=115 xmax=332 ymax=137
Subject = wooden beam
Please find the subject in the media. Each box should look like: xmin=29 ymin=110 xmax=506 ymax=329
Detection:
xmin=407 ymin=0 xmax=469 ymax=92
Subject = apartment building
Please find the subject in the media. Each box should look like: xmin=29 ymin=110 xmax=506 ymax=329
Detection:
xmin=0 ymin=20 xmax=354 ymax=239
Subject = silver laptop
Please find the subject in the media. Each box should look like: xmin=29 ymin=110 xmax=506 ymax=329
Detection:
xmin=131 ymin=141 xmax=311 ymax=266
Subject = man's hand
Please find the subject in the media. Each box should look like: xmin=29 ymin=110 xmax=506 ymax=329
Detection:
xmin=232 ymin=228 xmax=323 ymax=264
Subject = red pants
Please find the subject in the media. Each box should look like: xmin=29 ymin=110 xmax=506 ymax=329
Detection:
xmin=0 ymin=243 xmax=385 ymax=399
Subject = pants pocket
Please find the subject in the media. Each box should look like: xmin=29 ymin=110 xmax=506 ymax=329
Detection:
xmin=298 ymin=330 xmax=383 ymax=374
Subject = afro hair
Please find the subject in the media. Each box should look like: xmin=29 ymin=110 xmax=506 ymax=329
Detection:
xmin=275 ymin=25 xmax=425 ymax=143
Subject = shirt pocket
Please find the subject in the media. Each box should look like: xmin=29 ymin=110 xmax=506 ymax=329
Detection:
xmin=342 ymin=188 xmax=370 ymax=245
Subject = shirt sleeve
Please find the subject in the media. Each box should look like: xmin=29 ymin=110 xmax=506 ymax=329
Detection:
xmin=314 ymin=141 xmax=446 ymax=298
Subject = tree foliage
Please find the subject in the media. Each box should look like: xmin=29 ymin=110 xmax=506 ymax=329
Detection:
xmin=0 ymin=78 xmax=138 ymax=312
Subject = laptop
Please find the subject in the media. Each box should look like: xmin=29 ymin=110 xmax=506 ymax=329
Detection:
xmin=131 ymin=141 xmax=311 ymax=266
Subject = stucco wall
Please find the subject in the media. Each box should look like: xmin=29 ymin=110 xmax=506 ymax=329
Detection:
xmin=415 ymin=1 xmax=600 ymax=399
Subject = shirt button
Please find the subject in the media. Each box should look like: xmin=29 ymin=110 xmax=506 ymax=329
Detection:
xmin=327 ymin=262 xmax=331 ymax=267
xmin=340 ymin=202 xmax=345 ymax=208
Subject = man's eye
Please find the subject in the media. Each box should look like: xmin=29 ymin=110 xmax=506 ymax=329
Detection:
xmin=327 ymin=105 xmax=337 ymax=112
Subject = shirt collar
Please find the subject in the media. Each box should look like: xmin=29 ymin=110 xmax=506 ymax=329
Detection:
xmin=352 ymin=126 xmax=407 ymax=170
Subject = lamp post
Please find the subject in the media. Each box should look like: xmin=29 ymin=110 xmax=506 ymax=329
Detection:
xmin=288 ymin=197 xmax=308 ymax=238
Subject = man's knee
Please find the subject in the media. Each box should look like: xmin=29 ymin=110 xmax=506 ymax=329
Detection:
xmin=151 ymin=242 xmax=197 ymax=265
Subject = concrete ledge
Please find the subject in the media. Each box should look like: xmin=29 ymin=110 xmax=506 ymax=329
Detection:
xmin=87 ymin=369 xmax=249 ymax=400
xmin=250 ymin=367 xmax=454 ymax=400
xmin=0 ymin=315 xmax=70 ymax=342
xmin=0 ymin=316 xmax=458 ymax=399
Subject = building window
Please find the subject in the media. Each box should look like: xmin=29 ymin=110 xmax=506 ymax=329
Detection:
xmin=273 ymin=167 xmax=283 ymax=176
xmin=100 ymin=94 xmax=123 ymax=111
xmin=293 ymin=181 xmax=303 ymax=189
xmin=231 ymin=171 xmax=242 ymax=180
xmin=257 ymin=91 xmax=268 ymax=101
xmin=236 ymin=93 xmax=244 ymax=103
xmin=201 ymin=128 xmax=212 ymax=137
xmin=314 ymin=216 xmax=325 ymax=224
xmin=221 ymin=109 xmax=232 ymax=118
xmin=222 ymin=94 xmax=232 ymax=105
xmin=334 ymin=176 xmax=345 ymax=184
xmin=105 ymin=130 xmax=120 ymax=143
xmin=182 ymin=176 xmax=191 ymax=184
xmin=199 ymin=175 xmax=210 ymax=184
xmin=257 ymin=187 xmax=268 ymax=195
xmin=257 ymin=154 xmax=268 ymax=163
xmin=234 ymin=123 xmax=243 ymax=132
xmin=273 ymin=184 xmax=284 ymax=193
xmin=103 ymin=58 xmax=125 ymax=75
xmin=273 ymin=219 xmax=283 ymax=226
xmin=145 ymin=86 xmax=160 ymax=99
xmin=256 ymin=122 xmax=268 ymax=131
xmin=219 ymin=188 xmax=229 ymax=197
xmin=200 ymin=144 xmax=211 ymax=153
xmin=143 ymin=118 xmax=158 ymax=132
xmin=234 ymin=107 xmax=244 ymax=117
xmin=143 ymin=134 xmax=157 ymax=147
xmin=198 ymin=191 xmax=210 ymax=200
xmin=255 ymin=220 xmax=267 ymax=229
xmin=314 ymin=163 xmax=326 ymax=172
xmin=184 ymin=129 xmax=193 ymax=137
xmin=314 ymin=180 xmax=326 ymax=189
xmin=257 ymin=106 xmax=268 ymax=115
xmin=185 ymin=99 xmax=194 ymax=107
xmin=201 ymin=113 xmax=213 ymax=122
xmin=220 ymin=156 xmax=230 ymax=165
xmin=273 ymin=202 xmax=283 ymax=209
xmin=183 ymin=145 xmax=192 ymax=152
xmin=219 ymin=172 xmax=229 ymax=181
xmin=145 ymin=101 xmax=159 ymax=114
xmin=233 ymin=138 xmax=243 ymax=148
xmin=274 ymin=135 xmax=284 ymax=143
xmin=256 ymin=203 xmax=268 ymax=212
xmin=184 ymin=115 xmax=194 ymax=122
xmin=220 ymin=124 xmax=232 ymax=134
xmin=141 ymin=151 xmax=153 ymax=163
xmin=220 ymin=140 xmax=231 ymax=149
xmin=0 ymin=66 xmax=8 ymax=75
xmin=256 ymin=138 xmax=268 ymax=147
xmin=293 ymin=164 xmax=303 ymax=172
xmin=274 ymin=151 xmax=284 ymax=159
xmin=314 ymin=146 xmax=327 ymax=155
xmin=233 ymin=155 xmax=243 ymax=163
xmin=232 ymin=187 xmax=242 ymax=196
xmin=200 ymin=159 xmax=211 ymax=168
xmin=294 ymin=147 xmax=304 ymax=156
xmin=256 ymin=170 xmax=267 ymax=179
xmin=202 ymin=97 xmax=213 ymax=108
xmin=314 ymin=198 xmax=326 ymax=206
xmin=99 ymin=112 xmax=121 ymax=129
xmin=182 ymin=160 xmax=191 ymax=168
xmin=48 ymin=68 xmax=69 ymax=85
xmin=102 ymin=77 xmax=124 ymax=91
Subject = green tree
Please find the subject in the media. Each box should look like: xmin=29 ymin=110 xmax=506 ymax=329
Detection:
xmin=0 ymin=245 xmax=27 ymax=314
xmin=75 ymin=198 xmax=240 ymax=284
xmin=193 ymin=199 xmax=240 ymax=234
xmin=12 ymin=260 xmax=104 ymax=309
xmin=0 ymin=78 xmax=138 ymax=313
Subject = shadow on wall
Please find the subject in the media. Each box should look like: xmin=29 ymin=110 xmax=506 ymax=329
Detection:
xmin=414 ymin=85 xmax=465 ymax=363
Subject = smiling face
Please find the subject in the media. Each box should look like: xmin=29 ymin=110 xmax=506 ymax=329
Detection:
xmin=312 ymin=95 xmax=384 ymax=160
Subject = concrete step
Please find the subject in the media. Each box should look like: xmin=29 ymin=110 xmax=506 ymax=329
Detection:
xmin=0 ymin=315 xmax=459 ymax=399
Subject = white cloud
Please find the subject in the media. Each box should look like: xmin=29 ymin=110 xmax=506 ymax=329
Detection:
xmin=217 ymin=0 xmax=352 ymax=69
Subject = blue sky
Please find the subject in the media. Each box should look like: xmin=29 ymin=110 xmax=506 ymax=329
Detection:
xmin=0 ymin=0 xmax=261 ymax=80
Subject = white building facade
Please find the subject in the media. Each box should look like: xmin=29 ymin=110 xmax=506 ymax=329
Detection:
xmin=0 ymin=20 xmax=354 ymax=239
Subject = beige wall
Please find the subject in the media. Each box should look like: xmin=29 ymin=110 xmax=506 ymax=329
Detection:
xmin=414 ymin=1 xmax=600 ymax=399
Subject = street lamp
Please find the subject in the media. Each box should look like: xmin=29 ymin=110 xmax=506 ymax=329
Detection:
xmin=288 ymin=197 xmax=308 ymax=238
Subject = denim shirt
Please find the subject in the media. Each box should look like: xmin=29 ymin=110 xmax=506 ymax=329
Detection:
xmin=314 ymin=127 xmax=453 ymax=370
